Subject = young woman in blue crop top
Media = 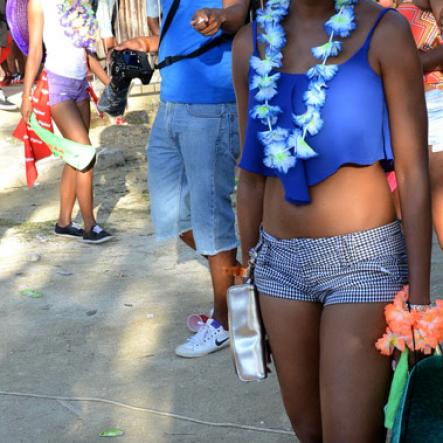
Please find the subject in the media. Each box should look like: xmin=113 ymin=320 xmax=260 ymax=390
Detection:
xmin=233 ymin=1 xmax=432 ymax=441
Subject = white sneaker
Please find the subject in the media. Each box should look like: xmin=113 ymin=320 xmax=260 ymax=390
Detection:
xmin=175 ymin=318 xmax=230 ymax=358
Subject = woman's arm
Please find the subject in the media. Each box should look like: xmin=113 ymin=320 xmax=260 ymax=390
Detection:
xmin=418 ymin=46 xmax=443 ymax=72
xmin=21 ymin=0 xmax=44 ymax=120
xmin=87 ymin=54 xmax=110 ymax=85
xmin=375 ymin=13 xmax=432 ymax=305
xmin=232 ymin=25 xmax=266 ymax=267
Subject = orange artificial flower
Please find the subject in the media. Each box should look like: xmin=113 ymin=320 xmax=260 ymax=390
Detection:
xmin=375 ymin=286 xmax=443 ymax=356
xmin=385 ymin=302 xmax=413 ymax=337
xmin=375 ymin=328 xmax=407 ymax=356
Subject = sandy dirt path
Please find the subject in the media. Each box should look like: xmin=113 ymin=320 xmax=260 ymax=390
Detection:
xmin=0 ymin=86 xmax=294 ymax=443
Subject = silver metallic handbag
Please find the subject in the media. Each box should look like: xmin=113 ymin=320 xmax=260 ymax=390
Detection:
xmin=227 ymin=245 xmax=271 ymax=382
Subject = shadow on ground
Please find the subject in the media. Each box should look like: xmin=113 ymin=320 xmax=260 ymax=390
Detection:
xmin=0 ymin=92 xmax=293 ymax=443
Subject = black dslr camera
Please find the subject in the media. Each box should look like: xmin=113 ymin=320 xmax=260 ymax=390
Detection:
xmin=98 ymin=50 xmax=154 ymax=117
xmin=110 ymin=50 xmax=154 ymax=89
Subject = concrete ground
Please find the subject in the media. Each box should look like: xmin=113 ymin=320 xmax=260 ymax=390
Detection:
xmin=0 ymin=84 xmax=442 ymax=443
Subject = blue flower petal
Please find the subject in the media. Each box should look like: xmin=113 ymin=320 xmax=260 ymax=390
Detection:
xmin=250 ymin=53 xmax=283 ymax=76
xmin=312 ymin=41 xmax=342 ymax=61
xmin=306 ymin=64 xmax=338 ymax=82
xmin=266 ymin=0 xmax=290 ymax=9
xmin=257 ymin=8 xmax=283 ymax=27
xmin=304 ymin=82 xmax=327 ymax=107
xmin=255 ymin=87 xmax=278 ymax=101
xmin=264 ymin=139 xmax=287 ymax=154
xmin=264 ymin=143 xmax=296 ymax=173
xmin=286 ymin=129 xmax=302 ymax=150
xmin=335 ymin=0 xmax=358 ymax=11
xmin=250 ymin=73 xmax=280 ymax=90
xmin=259 ymin=24 xmax=286 ymax=53
xmin=250 ymin=73 xmax=280 ymax=101
xmin=257 ymin=5 xmax=288 ymax=27
xmin=293 ymin=107 xmax=324 ymax=136
xmin=258 ymin=127 xmax=289 ymax=145
xmin=325 ymin=8 xmax=356 ymax=38
xmin=296 ymin=137 xmax=318 ymax=160
xmin=250 ymin=104 xmax=282 ymax=123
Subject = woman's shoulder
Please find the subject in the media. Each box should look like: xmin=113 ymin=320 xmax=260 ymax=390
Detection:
xmin=363 ymin=2 xmax=421 ymax=77
xmin=360 ymin=0 xmax=415 ymax=59
xmin=362 ymin=0 xmax=412 ymax=42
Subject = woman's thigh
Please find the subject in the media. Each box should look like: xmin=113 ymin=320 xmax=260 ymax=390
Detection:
xmin=50 ymin=100 xmax=91 ymax=145
xmin=259 ymin=294 xmax=323 ymax=442
xmin=76 ymin=99 xmax=91 ymax=132
xmin=320 ymin=303 xmax=390 ymax=443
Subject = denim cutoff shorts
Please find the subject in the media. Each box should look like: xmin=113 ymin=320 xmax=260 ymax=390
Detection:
xmin=47 ymin=71 xmax=89 ymax=107
xmin=254 ymin=221 xmax=409 ymax=305
xmin=147 ymin=102 xmax=240 ymax=255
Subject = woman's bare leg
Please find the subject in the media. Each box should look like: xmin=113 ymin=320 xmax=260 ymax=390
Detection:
xmin=320 ymin=303 xmax=390 ymax=443
xmin=75 ymin=99 xmax=95 ymax=230
xmin=259 ymin=295 xmax=323 ymax=443
xmin=51 ymin=99 xmax=95 ymax=231
xmin=57 ymin=164 xmax=77 ymax=227
xmin=429 ymin=149 xmax=443 ymax=248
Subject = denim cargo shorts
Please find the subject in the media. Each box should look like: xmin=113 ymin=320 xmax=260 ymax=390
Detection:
xmin=147 ymin=101 xmax=240 ymax=255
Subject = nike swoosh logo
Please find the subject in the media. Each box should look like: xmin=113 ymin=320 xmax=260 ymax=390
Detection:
xmin=215 ymin=337 xmax=229 ymax=347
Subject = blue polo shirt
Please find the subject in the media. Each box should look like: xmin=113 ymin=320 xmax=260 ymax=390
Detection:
xmin=158 ymin=0 xmax=235 ymax=104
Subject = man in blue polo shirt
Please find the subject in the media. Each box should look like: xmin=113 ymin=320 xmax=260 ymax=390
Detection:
xmin=117 ymin=1 xmax=249 ymax=358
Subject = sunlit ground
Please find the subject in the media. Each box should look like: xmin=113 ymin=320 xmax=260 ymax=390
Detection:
xmin=0 ymin=85 xmax=293 ymax=443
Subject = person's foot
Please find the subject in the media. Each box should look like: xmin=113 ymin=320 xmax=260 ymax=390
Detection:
xmin=54 ymin=222 xmax=84 ymax=238
xmin=82 ymin=224 xmax=113 ymax=244
xmin=175 ymin=318 xmax=230 ymax=358
xmin=0 ymin=90 xmax=17 ymax=111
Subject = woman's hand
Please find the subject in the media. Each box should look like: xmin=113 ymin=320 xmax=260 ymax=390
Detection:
xmin=20 ymin=96 xmax=33 ymax=122
xmin=191 ymin=8 xmax=226 ymax=36
xmin=114 ymin=36 xmax=159 ymax=53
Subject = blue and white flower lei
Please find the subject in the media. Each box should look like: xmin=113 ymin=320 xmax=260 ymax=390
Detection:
xmin=250 ymin=0 xmax=359 ymax=173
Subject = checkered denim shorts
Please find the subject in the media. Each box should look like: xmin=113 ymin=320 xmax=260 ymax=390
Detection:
xmin=254 ymin=221 xmax=409 ymax=305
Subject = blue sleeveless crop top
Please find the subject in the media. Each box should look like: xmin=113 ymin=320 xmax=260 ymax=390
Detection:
xmin=239 ymin=9 xmax=395 ymax=205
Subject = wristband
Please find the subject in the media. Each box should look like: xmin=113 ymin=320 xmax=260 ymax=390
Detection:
xmin=408 ymin=303 xmax=431 ymax=312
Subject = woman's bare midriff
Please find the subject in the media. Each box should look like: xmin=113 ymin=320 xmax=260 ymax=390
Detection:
xmin=262 ymin=162 xmax=397 ymax=239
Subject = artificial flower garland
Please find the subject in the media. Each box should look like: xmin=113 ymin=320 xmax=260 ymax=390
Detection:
xmin=375 ymin=286 xmax=443 ymax=356
xmin=57 ymin=0 xmax=99 ymax=53
xmin=250 ymin=0 xmax=359 ymax=173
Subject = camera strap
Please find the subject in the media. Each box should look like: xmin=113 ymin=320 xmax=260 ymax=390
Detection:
xmin=155 ymin=0 xmax=233 ymax=70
